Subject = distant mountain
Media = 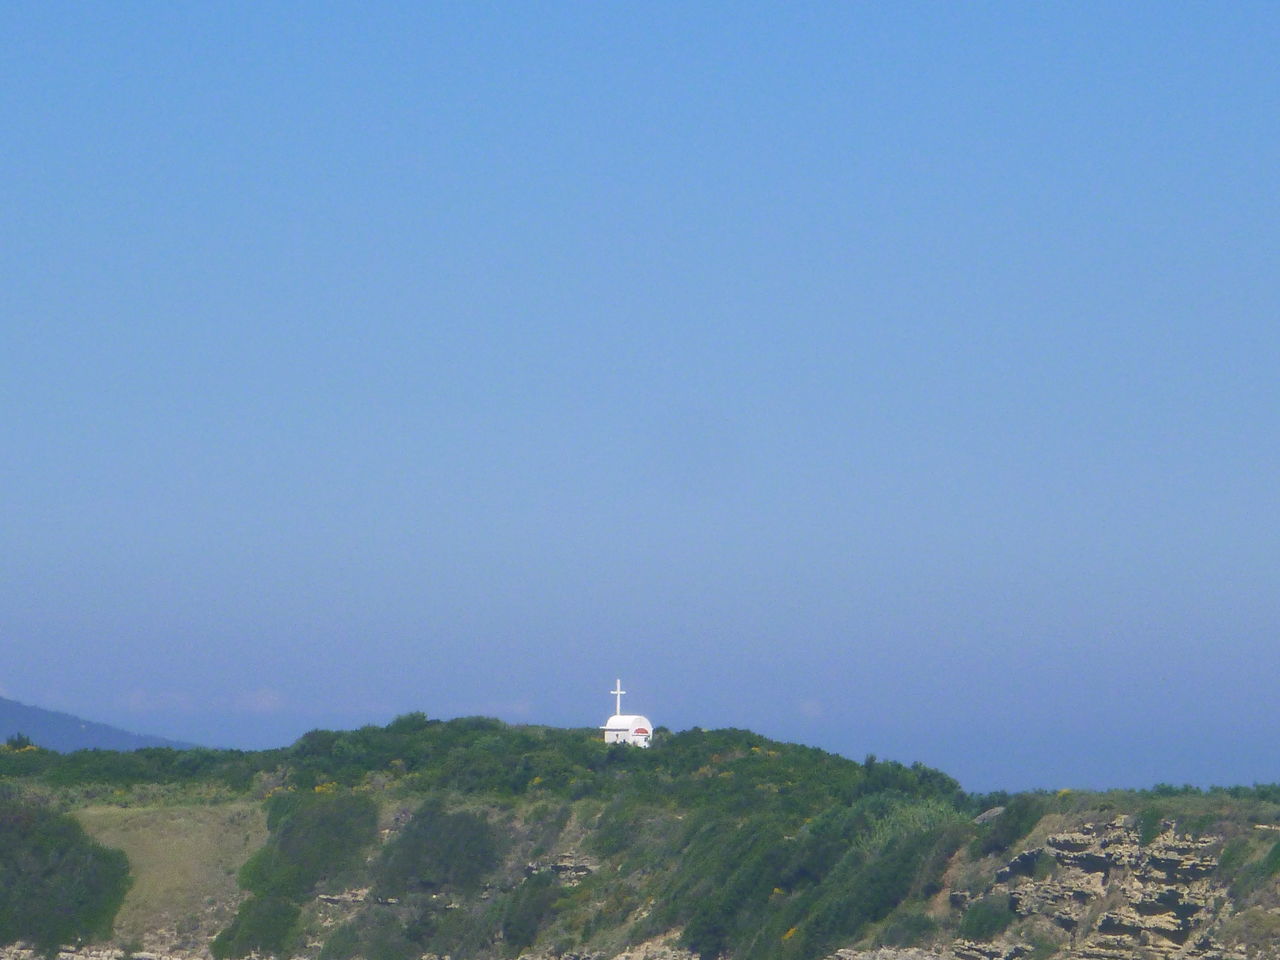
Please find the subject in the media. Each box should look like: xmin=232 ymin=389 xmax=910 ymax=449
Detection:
xmin=0 ymin=696 xmax=195 ymax=751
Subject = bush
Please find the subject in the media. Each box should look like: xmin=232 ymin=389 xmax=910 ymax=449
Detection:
xmin=210 ymin=896 xmax=299 ymax=959
xmin=318 ymin=911 xmax=418 ymax=960
xmin=957 ymin=895 xmax=1016 ymax=941
xmin=1136 ymin=806 xmax=1164 ymax=845
xmin=374 ymin=799 xmax=501 ymax=896
xmin=675 ymin=798 xmax=966 ymax=960
xmin=970 ymin=794 xmax=1046 ymax=857
xmin=1217 ymin=837 xmax=1250 ymax=876
xmin=877 ymin=907 xmax=938 ymax=947
xmin=216 ymin=790 xmax=377 ymax=958
xmin=239 ymin=791 xmax=377 ymax=899
xmin=0 ymin=790 xmax=131 ymax=957
xmin=502 ymin=872 xmax=558 ymax=954
xmin=1222 ymin=906 xmax=1280 ymax=955
xmin=1230 ymin=840 xmax=1280 ymax=901
xmin=783 ymin=824 xmax=957 ymax=959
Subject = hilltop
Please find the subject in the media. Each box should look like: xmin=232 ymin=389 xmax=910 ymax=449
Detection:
xmin=1 ymin=716 xmax=1279 ymax=960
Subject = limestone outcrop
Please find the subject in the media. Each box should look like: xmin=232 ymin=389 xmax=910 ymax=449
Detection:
xmin=822 ymin=816 xmax=1264 ymax=960
xmin=943 ymin=817 xmax=1248 ymax=960
xmin=524 ymin=850 xmax=598 ymax=886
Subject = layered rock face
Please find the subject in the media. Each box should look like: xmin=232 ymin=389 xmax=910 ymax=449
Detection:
xmin=830 ymin=818 xmax=1253 ymax=960
xmin=994 ymin=818 xmax=1231 ymax=959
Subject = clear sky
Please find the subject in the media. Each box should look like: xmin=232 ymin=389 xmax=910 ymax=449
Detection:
xmin=3 ymin=3 xmax=1278 ymax=792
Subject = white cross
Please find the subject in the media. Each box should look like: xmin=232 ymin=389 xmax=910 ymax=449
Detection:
xmin=611 ymin=678 xmax=625 ymax=716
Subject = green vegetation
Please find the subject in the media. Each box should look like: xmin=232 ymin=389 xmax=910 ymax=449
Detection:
xmin=212 ymin=791 xmax=377 ymax=958
xmin=957 ymin=894 xmax=1016 ymax=940
xmin=876 ymin=906 xmax=938 ymax=947
xmin=5 ymin=714 xmax=1280 ymax=960
xmin=1230 ymin=839 xmax=1280 ymax=900
xmin=970 ymin=793 xmax=1046 ymax=857
xmin=210 ymin=895 xmax=299 ymax=959
xmin=240 ymin=791 xmax=377 ymax=899
xmin=374 ymin=799 xmax=501 ymax=896
xmin=0 ymin=743 xmax=271 ymax=798
xmin=0 ymin=787 xmax=131 ymax=957
xmin=1136 ymin=805 xmax=1164 ymax=845
xmin=320 ymin=911 xmax=420 ymax=960
xmin=1223 ymin=906 xmax=1280 ymax=956
xmin=501 ymin=871 xmax=558 ymax=954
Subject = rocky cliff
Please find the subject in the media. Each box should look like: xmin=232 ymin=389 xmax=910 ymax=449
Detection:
xmin=829 ymin=815 xmax=1280 ymax=960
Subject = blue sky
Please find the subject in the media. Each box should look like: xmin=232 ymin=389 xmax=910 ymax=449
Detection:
xmin=3 ymin=3 xmax=1278 ymax=792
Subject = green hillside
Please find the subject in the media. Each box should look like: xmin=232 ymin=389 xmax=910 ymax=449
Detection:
xmin=2 ymin=717 xmax=1280 ymax=960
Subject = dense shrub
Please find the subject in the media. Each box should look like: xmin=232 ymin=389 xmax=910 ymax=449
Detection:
xmin=502 ymin=872 xmax=559 ymax=954
xmin=777 ymin=819 xmax=965 ymax=960
xmin=374 ymin=799 xmax=501 ymax=896
xmin=318 ymin=911 xmax=418 ymax=960
xmin=1136 ymin=806 xmax=1165 ymax=845
xmin=672 ymin=795 xmax=967 ymax=960
xmin=210 ymin=896 xmax=299 ymax=959
xmin=877 ymin=907 xmax=938 ymax=947
xmin=0 ymin=745 xmax=281 ymax=791
xmin=971 ymin=793 xmax=1046 ymax=857
xmin=216 ymin=790 xmax=377 ymax=957
xmin=957 ymin=895 xmax=1016 ymax=940
xmin=0 ymin=790 xmax=131 ymax=957
xmin=239 ymin=791 xmax=377 ymax=899
xmin=1260 ymin=840 xmax=1280 ymax=876
xmin=1217 ymin=837 xmax=1250 ymax=877
xmin=1229 ymin=840 xmax=1280 ymax=901
xmin=1222 ymin=906 xmax=1280 ymax=955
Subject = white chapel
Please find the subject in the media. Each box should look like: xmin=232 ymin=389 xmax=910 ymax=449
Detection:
xmin=600 ymin=678 xmax=652 ymax=747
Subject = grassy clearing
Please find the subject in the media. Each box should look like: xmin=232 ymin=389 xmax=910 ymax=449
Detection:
xmin=75 ymin=802 xmax=267 ymax=950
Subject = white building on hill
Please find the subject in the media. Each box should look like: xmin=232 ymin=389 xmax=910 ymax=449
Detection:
xmin=601 ymin=678 xmax=652 ymax=747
